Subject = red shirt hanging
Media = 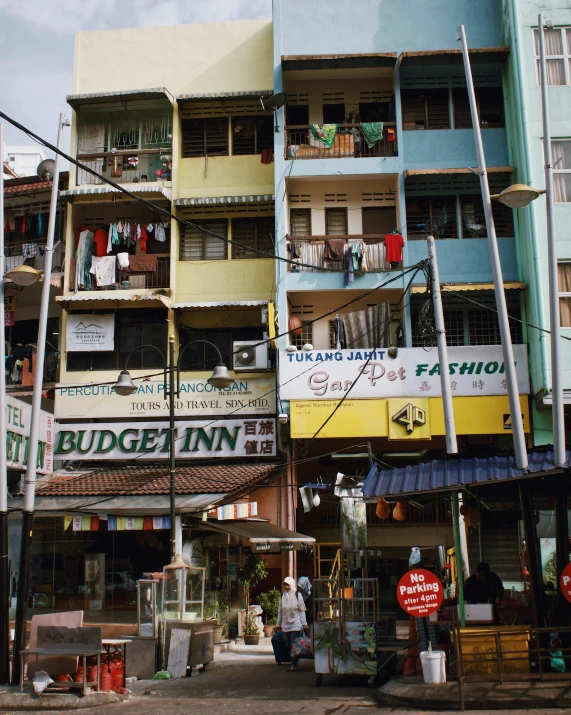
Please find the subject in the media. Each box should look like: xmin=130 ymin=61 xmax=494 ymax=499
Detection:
xmin=92 ymin=228 xmax=109 ymax=257
xmin=384 ymin=232 xmax=405 ymax=263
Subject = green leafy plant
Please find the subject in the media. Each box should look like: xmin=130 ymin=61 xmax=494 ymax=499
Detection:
xmin=204 ymin=600 xmax=220 ymax=622
xmin=258 ymin=588 xmax=281 ymax=625
xmin=237 ymin=552 xmax=268 ymax=607
xmin=244 ymin=611 xmax=260 ymax=636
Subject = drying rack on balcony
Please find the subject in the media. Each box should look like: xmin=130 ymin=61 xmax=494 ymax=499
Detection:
xmin=286 ymin=235 xmax=389 ymax=272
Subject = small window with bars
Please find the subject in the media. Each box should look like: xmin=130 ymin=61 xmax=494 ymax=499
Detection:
xmin=461 ymin=194 xmax=514 ymax=238
xmin=406 ymin=196 xmax=458 ymax=239
xmin=325 ymin=208 xmax=348 ymax=235
xmin=231 ymin=115 xmax=274 ymax=155
xmin=290 ymin=209 xmax=311 ymax=236
xmin=291 ymin=320 xmax=313 ymax=350
xmin=231 ymin=217 xmax=274 ymax=259
xmin=468 ymin=307 xmax=523 ymax=345
xmin=180 ymin=219 xmax=228 ymax=261
xmin=182 ymin=118 xmax=229 ymax=157
xmin=558 ymin=262 xmax=571 ymax=327
xmin=401 ymin=88 xmax=450 ymax=130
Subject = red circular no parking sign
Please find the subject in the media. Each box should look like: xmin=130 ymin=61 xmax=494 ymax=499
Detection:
xmin=397 ymin=568 xmax=443 ymax=617
xmin=560 ymin=563 xmax=571 ymax=603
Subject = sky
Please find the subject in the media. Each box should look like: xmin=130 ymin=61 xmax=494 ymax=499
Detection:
xmin=0 ymin=0 xmax=272 ymax=160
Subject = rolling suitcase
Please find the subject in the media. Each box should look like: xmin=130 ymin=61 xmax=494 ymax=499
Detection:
xmin=271 ymin=631 xmax=291 ymax=664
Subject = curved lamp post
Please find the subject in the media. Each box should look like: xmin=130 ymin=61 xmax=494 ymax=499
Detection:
xmin=113 ymin=336 xmax=233 ymax=558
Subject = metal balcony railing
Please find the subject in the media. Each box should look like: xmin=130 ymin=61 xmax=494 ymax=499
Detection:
xmin=4 ymin=239 xmax=65 ymax=276
xmin=7 ymin=349 xmax=59 ymax=387
xmin=72 ymin=254 xmax=170 ymax=292
xmin=286 ymin=235 xmax=389 ymax=272
xmin=75 ymin=149 xmax=172 ymax=186
xmin=285 ymin=123 xmax=397 ymax=159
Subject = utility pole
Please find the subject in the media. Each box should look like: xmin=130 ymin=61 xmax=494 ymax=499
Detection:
xmin=0 ymin=123 xmax=9 ymax=686
xmin=538 ymin=14 xmax=566 ymax=467
xmin=12 ymin=114 xmax=67 ymax=685
xmin=459 ymin=25 xmax=528 ymax=470
xmin=426 ymin=235 xmax=457 ymax=454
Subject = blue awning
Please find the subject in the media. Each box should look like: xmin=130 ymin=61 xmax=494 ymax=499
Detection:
xmin=362 ymin=450 xmax=571 ymax=499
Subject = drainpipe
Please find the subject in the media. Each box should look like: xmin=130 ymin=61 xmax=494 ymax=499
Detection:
xmin=509 ymin=0 xmax=550 ymax=398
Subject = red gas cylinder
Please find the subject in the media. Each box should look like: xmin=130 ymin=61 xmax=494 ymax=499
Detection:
xmin=99 ymin=664 xmax=113 ymax=692
xmin=114 ymin=655 xmax=125 ymax=689
xmin=55 ymin=673 xmax=71 ymax=691
xmin=86 ymin=665 xmax=98 ymax=686
xmin=73 ymin=667 xmax=84 ymax=683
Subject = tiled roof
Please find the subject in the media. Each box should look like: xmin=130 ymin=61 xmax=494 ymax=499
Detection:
xmin=4 ymin=180 xmax=51 ymax=194
xmin=36 ymin=463 xmax=281 ymax=497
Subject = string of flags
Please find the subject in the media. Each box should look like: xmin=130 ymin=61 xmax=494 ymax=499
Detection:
xmin=64 ymin=515 xmax=171 ymax=531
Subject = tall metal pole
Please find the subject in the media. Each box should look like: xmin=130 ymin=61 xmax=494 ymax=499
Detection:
xmin=427 ymin=235 xmax=457 ymax=454
xmin=168 ymin=335 xmax=176 ymax=559
xmin=0 ymin=123 xmax=9 ymax=685
xmin=459 ymin=25 xmax=528 ymax=470
xmin=538 ymin=14 xmax=566 ymax=467
xmin=451 ymin=494 xmax=465 ymax=627
xmin=12 ymin=114 xmax=66 ymax=685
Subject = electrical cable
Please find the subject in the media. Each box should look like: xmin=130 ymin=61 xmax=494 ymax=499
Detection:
xmin=1 ymin=108 xmax=372 ymax=275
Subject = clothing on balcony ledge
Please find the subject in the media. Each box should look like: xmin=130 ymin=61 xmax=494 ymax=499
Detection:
xmin=122 ymin=254 xmax=159 ymax=273
xmin=310 ymin=124 xmax=338 ymax=148
xmin=361 ymin=122 xmax=384 ymax=148
xmin=324 ymin=238 xmax=345 ymax=265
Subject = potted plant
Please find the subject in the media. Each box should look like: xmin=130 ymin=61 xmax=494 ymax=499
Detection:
xmin=243 ymin=611 xmax=260 ymax=645
xmin=258 ymin=588 xmax=281 ymax=637
xmin=237 ymin=552 xmax=268 ymax=608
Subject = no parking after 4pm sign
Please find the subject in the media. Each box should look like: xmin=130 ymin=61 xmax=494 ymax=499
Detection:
xmin=560 ymin=562 xmax=571 ymax=603
xmin=397 ymin=568 xmax=443 ymax=617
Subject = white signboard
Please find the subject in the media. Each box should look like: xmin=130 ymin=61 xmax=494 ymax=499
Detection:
xmin=67 ymin=314 xmax=115 ymax=352
xmin=279 ymin=345 xmax=530 ymax=400
xmin=6 ymin=395 xmax=53 ymax=474
xmin=55 ymin=377 xmax=276 ymax=419
xmin=55 ymin=418 xmax=276 ymax=461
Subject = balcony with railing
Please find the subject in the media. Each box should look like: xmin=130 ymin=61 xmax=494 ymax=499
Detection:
xmin=287 ymin=235 xmax=390 ymax=272
xmin=285 ymin=123 xmax=397 ymax=160
xmin=7 ymin=347 xmax=59 ymax=389
xmin=71 ymin=254 xmax=170 ymax=292
xmin=75 ymin=112 xmax=173 ymax=187
xmin=4 ymin=238 xmax=65 ymax=277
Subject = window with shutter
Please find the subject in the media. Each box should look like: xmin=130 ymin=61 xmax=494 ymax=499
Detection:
xmin=453 ymin=88 xmax=504 ymax=129
xmin=406 ymin=196 xmax=458 ymax=239
xmin=325 ymin=208 xmax=348 ymax=235
xmin=401 ymin=90 xmax=426 ymax=129
xmin=231 ymin=115 xmax=274 ymax=155
xmin=290 ymin=209 xmax=311 ymax=236
xmin=425 ymin=89 xmax=450 ymax=130
xmin=452 ymin=88 xmax=472 ymax=129
xmin=401 ymin=89 xmax=450 ymax=130
xmin=232 ymin=217 xmax=275 ymax=259
xmin=181 ymin=118 xmax=229 ymax=157
xmin=461 ymin=195 xmax=513 ymax=238
xmin=180 ymin=220 xmax=228 ymax=261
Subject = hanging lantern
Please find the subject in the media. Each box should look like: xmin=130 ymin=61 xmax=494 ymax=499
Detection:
xmin=288 ymin=314 xmax=303 ymax=337
xmin=393 ymin=501 xmax=407 ymax=521
xmin=459 ymin=504 xmax=468 ymax=516
xmin=464 ymin=507 xmax=481 ymax=528
xmin=376 ymin=497 xmax=390 ymax=520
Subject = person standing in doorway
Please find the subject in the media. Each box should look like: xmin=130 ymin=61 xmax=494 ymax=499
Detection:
xmin=276 ymin=576 xmax=309 ymax=671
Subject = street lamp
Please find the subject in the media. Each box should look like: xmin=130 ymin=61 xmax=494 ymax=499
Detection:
xmin=5 ymin=265 xmax=42 ymax=287
xmin=113 ymin=337 xmax=233 ymax=558
xmin=491 ymin=184 xmax=546 ymax=210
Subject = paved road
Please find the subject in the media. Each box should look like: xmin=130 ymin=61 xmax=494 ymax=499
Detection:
xmin=6 ymin=652 xmax=571 ymax=715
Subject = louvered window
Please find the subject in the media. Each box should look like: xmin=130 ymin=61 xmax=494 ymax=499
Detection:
xmin=231 ymin=217 xmax=274 ymax=259
xmin=325 ymin=208 xmax=348 ymax=235
xmin=231 ymin=115 xmax=274 ymax=155
xmin=401 ymin=89 xmax=450 ymax=130
xmin=181 ymin=118 xmax=229 ymax=157
xmin=453 ymin=88 xmax=505 ymax=129
xmin=461 ymin=195 xmax=513 ymax=238
xmin=406 ymin=196 xmax=458 ymax=239
xmin=180 ymin=220 xmax=228 ymax=261
xmin=290 ymin=209 xmax=311 ymax=236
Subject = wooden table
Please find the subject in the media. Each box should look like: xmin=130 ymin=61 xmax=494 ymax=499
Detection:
xmin=21 ymin=648 xmax=101 ymax=696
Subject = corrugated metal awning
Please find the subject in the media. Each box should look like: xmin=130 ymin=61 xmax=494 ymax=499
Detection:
xmin=362 ymin=451 xmax=569 ymax=500
xmin=399 ymin=47 xmax=510 ymax=67
xmin=175 ymin=300 xmax=268 ymax=309
xmin=60 ymin=184 xmax=171 ymax=200
xmin=56 ymin=292 xmax=170 ymax=307
xmin=198 ymin=519 xmax=315 ymax=552
xmin=174 ymin=194 xmax=274 ymax=208
xmin=411 ymin=282 xmax=525 ymax=294
xmin=67 ymin=88 xmax=173 ymax=110
xmin=404 ymin=167 xmax=513 ymax=178
xmin=177 ymin=90 xmax=273 ymax=102
xmin=282 ymin=53 xmax=396 ymax=71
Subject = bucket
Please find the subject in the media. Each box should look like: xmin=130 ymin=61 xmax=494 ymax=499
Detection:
xmin=420 ymin=650 xmax=446 ymax=684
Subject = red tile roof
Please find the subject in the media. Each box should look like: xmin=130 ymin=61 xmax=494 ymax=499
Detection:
xmin=4 ymin=180 xmax=52 ymax=194
xmin=36 ymin=463 xmax=281 ymax=497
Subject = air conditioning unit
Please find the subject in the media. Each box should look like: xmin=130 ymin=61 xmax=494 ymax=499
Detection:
xmin=233 ymin=340 xmax=269 ymax=371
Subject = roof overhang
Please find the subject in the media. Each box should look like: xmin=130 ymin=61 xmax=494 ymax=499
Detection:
xmin=405 ymin=167 xmax=513 ymax=179
xmin=282 ymin=53 xmax=397 ymax=71
xmin=412 ymin=281 xmax=525 ymax=294
xmin=399 ymin=47 xmax=510 ymax=67
xmin=177 ymin=90 xmax=273 ymax=103
xmin=362 ymin=450 xmax=569 ymax=500
xmin=197 ymin=519 xmax=315 ymax=553
xmin=67 ymin=88 xmax=174 ymax=110
xmin=56 ymin=291 xmax=170 ymax=308
xmin=60 ymin=184 xmax=171 ymax=201
xmin=174 ymin=194 xmax=274 ymax=209
xmin=174 ymin=300 xmax=268 ymax=309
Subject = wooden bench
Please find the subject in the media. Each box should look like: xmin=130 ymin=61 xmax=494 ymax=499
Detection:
xmin=20 ymin=626 xmax=102 ymax=695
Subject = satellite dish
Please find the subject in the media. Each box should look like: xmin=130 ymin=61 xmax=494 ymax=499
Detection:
xmin=37 ymin=159 xmax=56 ymax=181
xmin=262 ymin=92 xmax=287 ymax=112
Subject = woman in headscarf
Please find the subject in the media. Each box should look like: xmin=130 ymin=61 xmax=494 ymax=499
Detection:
xmin=276 ymin=576 xmax=308 ymax=671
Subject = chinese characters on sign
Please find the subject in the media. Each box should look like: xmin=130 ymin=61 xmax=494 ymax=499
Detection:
xmin=66 ymin=314 xmax=115 ymax=352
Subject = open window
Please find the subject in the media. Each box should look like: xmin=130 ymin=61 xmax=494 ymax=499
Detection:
xmin=231 ymin=115 xmax=273 ymax=155
xmin=231 ymin=217 xmax=275 ymax=259
xmin=401 ymin=89 xmax=450 ymax=130
xmin=452 ymin=87 xmax=505 ymax=129
xmin=181 ymin=118 xmax=229 ymax=157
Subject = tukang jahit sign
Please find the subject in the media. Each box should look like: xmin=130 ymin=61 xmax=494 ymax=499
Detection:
xmin=279 ymin=346 xmax=530 ymax=401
